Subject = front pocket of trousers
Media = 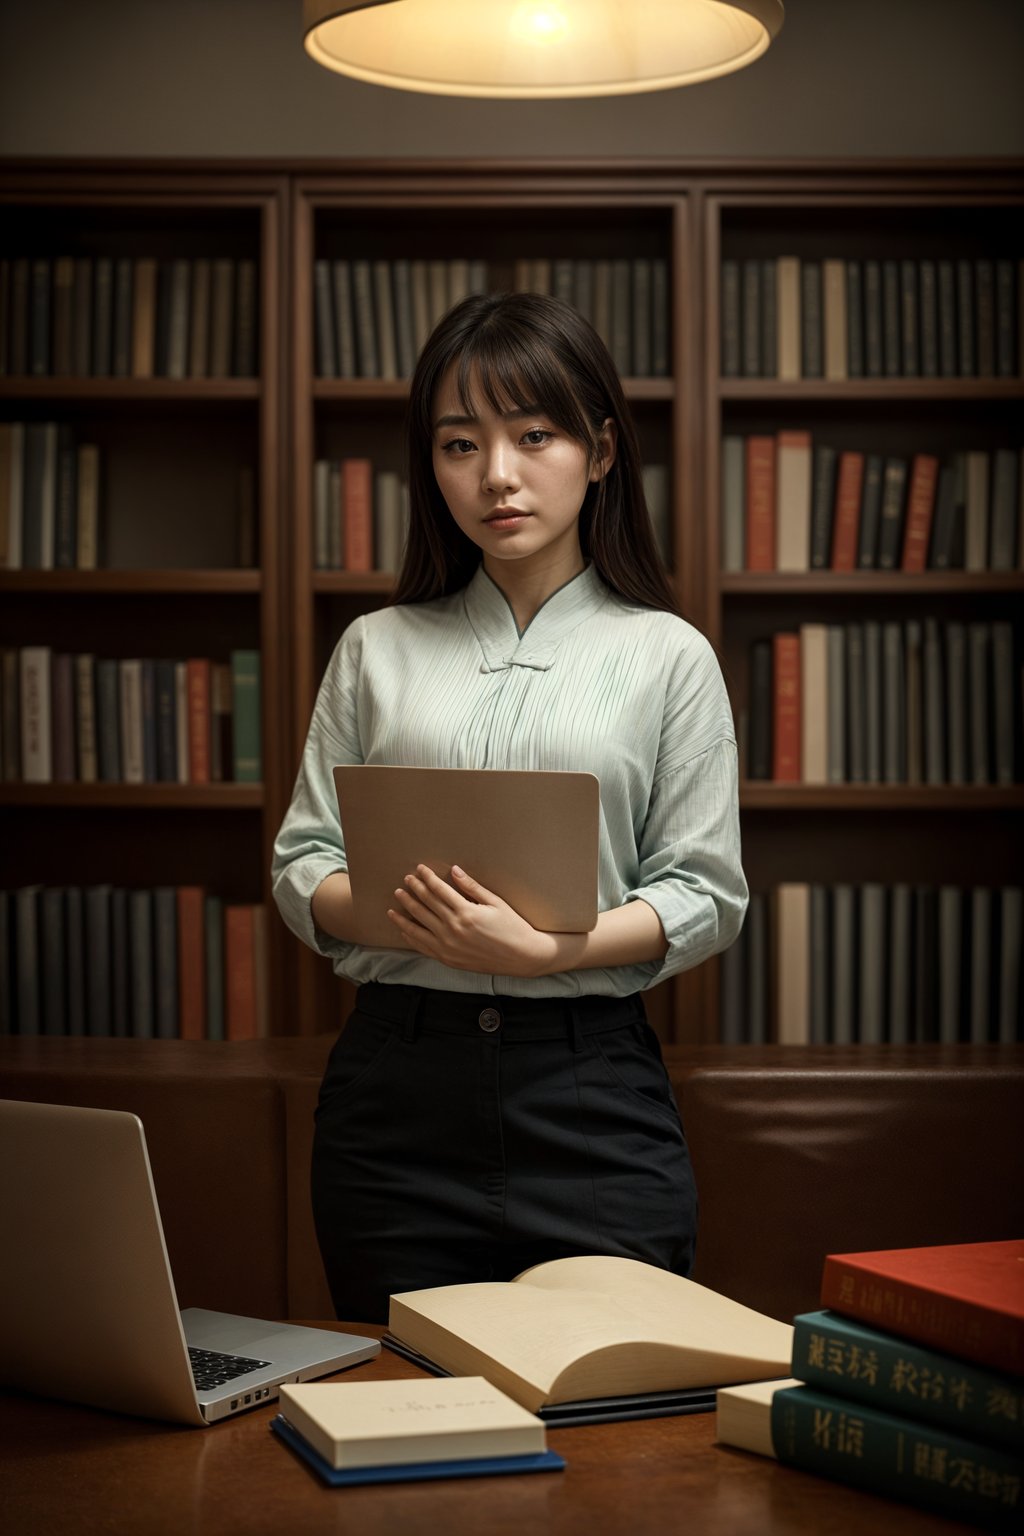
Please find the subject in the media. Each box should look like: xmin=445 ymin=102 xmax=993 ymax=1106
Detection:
xmin=592 ymin=1026 xmax=683 ymax=1129
xmin=315 ymin=1014 xmax=396 ymax=1116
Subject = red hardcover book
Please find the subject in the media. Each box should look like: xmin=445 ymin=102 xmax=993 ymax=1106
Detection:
xmin=772 ymin=632 xmax=801 ymax=782
xmin=830 ymin=451 xmax=864 ymax=571
xmin=746 ymin=436 xmax=776 ymax=574
xmin=900 ymin=453 xmax=940 ymax=572
xmin=821 ymin=1240 xmax=1024 ymax=1376
xmin=185 ymin=657 xmax=211 ymax=784
xmin=224 ymin=903 xmax=257 ymax=1041
xmin=176 ymin=885 xmax=206 ymax=1041
xmin=745 ymin=436 xmax=776 ymax=572
xmin=252 ymin=903 xmax=269 ymax=1041
xmin=342 ymin=458 xmax=374 ymax=573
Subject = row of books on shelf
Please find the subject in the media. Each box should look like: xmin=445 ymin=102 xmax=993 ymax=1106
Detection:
xmin=0 ymin=648 xmax=262 ymax=786
xmin=0 ymin=255 xmax=258 ymax=380
xmin=723 ymin=436 xmax=1023 ymax=574
xmin=0 ymin=884 xmax=268 ymax=1042
xmin=746 ymin=620 xmax=1019 ymax=787
xmin=721 ymin=254 xmax=1022 ymax=381
xmin=0 ymin=422 xmax=258 ymax=571
xmin=313 ymin=255 xmax=671 ymax=381
xmin=0 ymin=421 xmax=100 ymax=570
xmin=717 ymin=1240 xmax=1024 ymax=1532
xmin=722 ymin=883 xmax=1023 ymax=1047
xmin=313 ymin=459 xmax=409 ymax=573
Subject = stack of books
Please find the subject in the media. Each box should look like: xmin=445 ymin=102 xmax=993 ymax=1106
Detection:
xmin=746 ymin=617 xmax=1019 ymax=789
xmin=271 ymin=1375 xmax=564 ymax=1486
xmin=722 ymin=434 xmax=1022 ymax=574
xmin=718 ymin=1239 xmax=1024 ymax=1531
xmin=2 ymin=648 xmax=261 ymax=786
xmin=721 ymin=882 xmax=1023 ymax=1047
xmin=0 ymin=884 xmax=268 ymax=1042
xmin=720 ymin=254 xmax=1021 ymax=380
xmin=1 ymin=254 xmax=258 ymax=379
xmin=313 ymin=255 xmax=671 ymax=381
xmin=0 ymin=421 xmax=101 ymax=571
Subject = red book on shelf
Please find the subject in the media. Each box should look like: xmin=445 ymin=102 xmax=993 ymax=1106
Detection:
xmin=900 ymin=453 xmax=940 ymax=572
xmin=186 ymin=658 xmax=211 ymax=784
xmin=176 ymin=886 xmax=206 ymax=1041
xmin=225 ymin=904 xmax=258 ymax=1041
xmin=820 ymin=1240 xmax=1024 ymax=1376
xmin=830 ymin=450 xmax=864 ymax=571
xmin=744 ymin=435 xmax=777 ymax=572
xmin=772 ymin=632 xmax=801 ymax=781
xmin=342 ymin=458 xmax=374 ymax=573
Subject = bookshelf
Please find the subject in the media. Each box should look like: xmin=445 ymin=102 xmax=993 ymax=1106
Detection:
xmin=703 ymin=167 xmax=1024 ymax=1046
xmin=2 ymin=158 xmax=1022 ymax=1047
xmin=0 ymin=167 xmax=288 ymax=1040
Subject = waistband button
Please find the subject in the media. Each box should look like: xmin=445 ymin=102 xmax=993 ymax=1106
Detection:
xmin=478 ymin=1007 xmax=501 ymax=1033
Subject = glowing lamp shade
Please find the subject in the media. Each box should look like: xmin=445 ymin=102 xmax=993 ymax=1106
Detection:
xmin=302 ymin=0 xmax=784 ymax=100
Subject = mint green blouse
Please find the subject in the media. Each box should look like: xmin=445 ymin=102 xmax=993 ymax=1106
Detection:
xmin=271 ymin=562 xmax=747 ymax=997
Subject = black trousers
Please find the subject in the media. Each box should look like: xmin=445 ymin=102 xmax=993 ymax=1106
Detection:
xmin=311 ymin=982 xmax=698 ymax=1323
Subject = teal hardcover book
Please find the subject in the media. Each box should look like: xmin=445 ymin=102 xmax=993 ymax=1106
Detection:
xmin=792 ymin=1309 xmax=1023 ymax=1454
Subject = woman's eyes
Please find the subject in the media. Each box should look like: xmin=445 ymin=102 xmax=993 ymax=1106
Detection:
xmin=440 ymin=429 xmax=554 ymax=455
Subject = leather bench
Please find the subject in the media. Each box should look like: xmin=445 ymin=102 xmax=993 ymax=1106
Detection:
xmin=2 ymin=1037 xmax=1021 ymax=1324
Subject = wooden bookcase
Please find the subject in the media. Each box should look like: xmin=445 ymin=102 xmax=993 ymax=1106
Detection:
xmin=2 ymin=158 xmax=1022 ymax=1045
xmin=0 ymin=166 xmax=289 ymax=1034
xmin=701 ymin=165 xmax=1024 ymax=1043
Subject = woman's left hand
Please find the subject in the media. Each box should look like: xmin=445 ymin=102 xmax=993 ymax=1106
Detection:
xmin=387 ymin=864 xmax=557 ymax=977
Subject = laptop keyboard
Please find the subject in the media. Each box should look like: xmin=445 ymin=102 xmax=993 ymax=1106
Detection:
xmin=188 ymin=1346 xmax=272 ymax=1392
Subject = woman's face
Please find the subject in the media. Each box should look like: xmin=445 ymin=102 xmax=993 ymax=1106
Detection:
xmin=430 ymin=359 xmax=615 ymax=581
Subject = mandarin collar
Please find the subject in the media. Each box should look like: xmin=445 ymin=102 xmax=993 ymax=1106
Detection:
xmin=462 ymin=562 xmax=611 ymax=673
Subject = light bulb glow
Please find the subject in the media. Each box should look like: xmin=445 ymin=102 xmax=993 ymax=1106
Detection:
xmin=512 ymin=3 xmax=569 ymax=45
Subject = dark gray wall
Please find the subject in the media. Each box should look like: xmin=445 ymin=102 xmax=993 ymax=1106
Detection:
xmin=1 ymin=0 xmax=1022 ymax=160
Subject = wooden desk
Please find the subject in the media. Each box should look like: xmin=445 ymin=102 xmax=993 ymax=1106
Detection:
xmin=3 ymin=1325 xmax=979 ymax=1536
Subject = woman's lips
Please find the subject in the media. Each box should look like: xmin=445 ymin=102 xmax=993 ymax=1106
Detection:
xmin=484 ymin=510 xmax=531 ymax=529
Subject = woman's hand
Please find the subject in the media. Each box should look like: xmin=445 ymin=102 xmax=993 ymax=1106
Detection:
xmin=387 ymin=864 xmax=558 ymax=977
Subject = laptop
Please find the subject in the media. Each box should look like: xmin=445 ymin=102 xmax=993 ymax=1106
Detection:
xmin=333 ymin=765 xmax=601 ymax=949
xmin=0 ymin=1099 xmax=380 ymax=1425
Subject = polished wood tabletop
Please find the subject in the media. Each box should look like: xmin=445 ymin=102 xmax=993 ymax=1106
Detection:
xmin=3 ymin=1324 xmax=980 ymax=1536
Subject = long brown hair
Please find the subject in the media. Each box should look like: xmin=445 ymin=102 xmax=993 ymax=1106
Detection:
xmin=391 ymin=291 xmax=679 ymax=616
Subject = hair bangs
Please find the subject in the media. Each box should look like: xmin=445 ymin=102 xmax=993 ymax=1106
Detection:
xmin=450 ymin=323 xmax=598 ymax=458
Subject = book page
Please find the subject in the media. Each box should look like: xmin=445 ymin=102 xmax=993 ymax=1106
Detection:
xmin=390 ymin=1256 xmax=793 ymax=1407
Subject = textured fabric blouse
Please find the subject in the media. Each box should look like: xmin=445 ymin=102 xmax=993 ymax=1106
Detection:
xmin=272 ymin=562 xmax=748 ymax=998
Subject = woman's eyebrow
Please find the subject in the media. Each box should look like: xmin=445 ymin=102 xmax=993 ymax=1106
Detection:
xmin=433 ymin=405 xmax=543 ymax=431
xmin=433 ymin=412 xmax=475 ymax=430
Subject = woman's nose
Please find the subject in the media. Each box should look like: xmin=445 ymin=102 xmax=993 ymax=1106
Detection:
xmin=482 ymin=443 xmax=521 ymax=494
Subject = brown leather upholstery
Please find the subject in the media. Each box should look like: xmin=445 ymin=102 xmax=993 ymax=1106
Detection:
xmin=3 ymin=1038 xmax=1021 ymax=1325
xmin=676 ymin=1045 xmax=1024 ymax=1321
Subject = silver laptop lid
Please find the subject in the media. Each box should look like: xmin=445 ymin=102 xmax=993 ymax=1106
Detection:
xmin=0 ymin=1098 xmax=207 ymax=1424
xmin=0 ymin=1100 xmax=380 ymax=1425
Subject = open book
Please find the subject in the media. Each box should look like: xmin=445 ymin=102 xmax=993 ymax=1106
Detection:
xmin=387 ymin=1255 xmax=794 ymax=1415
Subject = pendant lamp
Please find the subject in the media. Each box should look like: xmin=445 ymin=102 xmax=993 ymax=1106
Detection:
xmin=303 ymin=0 xmax=784 ymax=100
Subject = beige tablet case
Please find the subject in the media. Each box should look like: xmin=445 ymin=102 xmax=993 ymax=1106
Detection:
xmin=333 ymin=765 xmax=600 ymax=949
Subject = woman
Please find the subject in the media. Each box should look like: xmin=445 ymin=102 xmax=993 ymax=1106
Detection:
xmin=272 ymin=291 xmax=747 ymax=1322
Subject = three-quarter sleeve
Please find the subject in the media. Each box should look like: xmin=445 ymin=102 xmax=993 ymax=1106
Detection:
xmin=271 ymin=618 xmax=365 ymax=961
xmin=624 ymin=738 xmax=747 ymax=984
xmin=621 ymin=631 xmax=748 ymax=985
